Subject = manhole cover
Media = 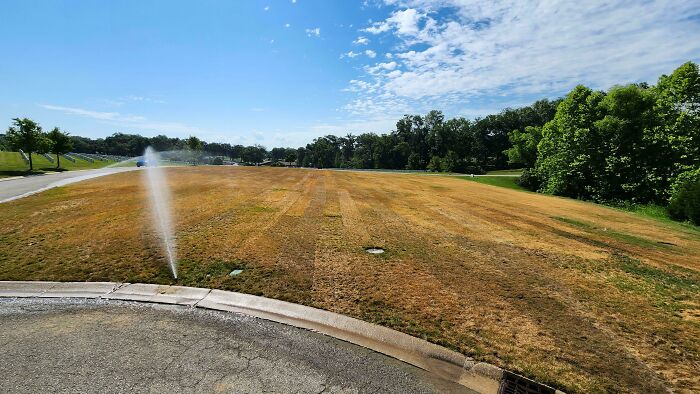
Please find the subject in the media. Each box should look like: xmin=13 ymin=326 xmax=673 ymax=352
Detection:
xmin=365 ymin=247 xmax=385 ymax=254
xmin=229 ymin=269 xmax=244 ymax=276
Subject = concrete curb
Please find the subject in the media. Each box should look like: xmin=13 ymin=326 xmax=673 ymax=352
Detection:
xmin=0 ymin=176 xmax=26 ymax=182
xmin=0 ymin=281 xmax=561 ymax=394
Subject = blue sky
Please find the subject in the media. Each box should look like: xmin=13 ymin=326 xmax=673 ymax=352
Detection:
xmin=1 ymin=0 xmax=699 ymax=148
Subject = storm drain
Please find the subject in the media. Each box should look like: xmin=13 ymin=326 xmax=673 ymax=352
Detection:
xmin=498 ymin=371 xmax=556 ymax=394
xmin=365 ymin=247 xmax=385 ymax=254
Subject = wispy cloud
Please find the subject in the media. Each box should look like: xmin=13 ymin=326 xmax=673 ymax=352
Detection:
xmin=39 ymin=104 xmax=199 ymax=135
xmin=101 ymin=95 xmax=166 ymax=107
xmin=305 ymin=27 xmax=321 ymax=37
xmin=345 ymin=0 xmax=700 ymax=118
xmin=310 ymin=117 xmax=399 ymax=136
xmin=353 ymin=36 xmax=370 ymax=45
xmin=341 ymin=51 xmax=360 ymax=59
xmin=124 ymin=95 xmax=166 ymax=104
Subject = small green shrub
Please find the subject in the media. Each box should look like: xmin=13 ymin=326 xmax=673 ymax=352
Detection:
xmin=517 ymin=168 xmax=542 ymax=191
xmin=427 ymin=156 xmax=442 ymax=172
xmin=668 ymin=168 xmax=700 ymax=225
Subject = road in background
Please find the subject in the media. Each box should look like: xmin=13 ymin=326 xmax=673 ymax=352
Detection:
xmin=0 ymin=167 xmax=138 ymax=204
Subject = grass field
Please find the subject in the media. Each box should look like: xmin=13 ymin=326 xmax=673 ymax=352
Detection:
xmin=0 ymin=151 xmax=115 ymax=177
xmin=1 ymin=167 xmax=698 ymax=393
xmin=457 ymin=175 xmax=526 ymax=191
xmin=485 ymin=169 xmax=524 ymax=175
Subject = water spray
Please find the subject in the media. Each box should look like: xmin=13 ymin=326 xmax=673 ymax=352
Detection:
xmin=143 ymin=147 xmax=178 ymax=278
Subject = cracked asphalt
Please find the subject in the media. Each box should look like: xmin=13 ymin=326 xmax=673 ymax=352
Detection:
xmin=0 ymin=298 xmax=473 ymax=393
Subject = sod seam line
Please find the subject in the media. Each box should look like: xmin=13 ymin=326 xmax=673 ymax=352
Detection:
xmin=0 ymin=281 xmax=562 ymax=394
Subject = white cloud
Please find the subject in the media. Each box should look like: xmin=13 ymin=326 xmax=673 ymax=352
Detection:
xmin=373 ymin=61 xmax=397 ymax=71
xmin=363 ymin=22 xmax=391 ymax=34
xmin=40 ymin=104 xmax=200 ymax=136
xmin=387 ymin=8 xmax=423 ymax=35
xmin=292 ymin=0 xmax=297 ymax=3
xmin=353 ymin=36 xmax=370 ymax=45
xmin=102 ymin=96 xmax=166 ymax=106
xmin=344 ymin=0 xmax=700 ymax=118
xmin=362 ymin=8 xmax=424 ymax=36
xmin=263 ymin=5 xmax=269 ymax=11
xmin=285 ymin=23 xmax=291 ymax=28
xmin=365 ymin=50 xmax=377 ymax=58
xmin=310 ymin=117 xmax=399 ymax=136
xmin=341 ymin=51 xmax=360 ymax=59
xmin=125 ymin=95 xmax=166 ymax=104
xmin=305 ymin=27 xmax=321 ymax=37
xmin=40 ymin=104 xmax=122 ymax=121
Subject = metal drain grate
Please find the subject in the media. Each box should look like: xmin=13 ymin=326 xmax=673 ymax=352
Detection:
xmin=498 ymin=371 xmax=556 ymax=394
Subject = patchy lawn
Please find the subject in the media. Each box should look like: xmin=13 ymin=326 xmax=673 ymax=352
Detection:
xmin=1 ymin=167 xmax=698 ymax=393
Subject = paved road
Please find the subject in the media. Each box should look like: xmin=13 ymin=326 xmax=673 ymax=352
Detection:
xmin=0 ymin=167 xmax=138 ymax=203
xmin=0 ymin=298 xmax=472 ymax=394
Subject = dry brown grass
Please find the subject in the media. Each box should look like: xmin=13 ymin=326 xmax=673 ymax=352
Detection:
xmin=1 ymin=167 xmax=699 ymax=393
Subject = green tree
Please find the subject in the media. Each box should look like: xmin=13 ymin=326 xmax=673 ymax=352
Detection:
xmin=535 ymin=85 xmax=606 ymax=198
xmin=653 ymin=61 xmax=700 ymax=175
xmin=594 ymin=84 xmax=659 ymax=202
xmin=47 ymin=127 xmax=73 ymax=169
xmin=668 ymin=168 xmax=700 ymax=224
xmin=534 ymin=64 xmax=699 ymax=207
xmin=427 ymin=155 xmax=442 ymax=172
xmin=186 ymin=135 xmax=203 ymax=165
xmin=270 ymin=147 xmax=288 ymax=161
xmin=406 ymin=152 xmax=422 ymax=170
xmin=241 ymin=145 xmax=267 ymax=164
xmin=505 ymin=126 xmax=542 ymax=168
xmin=441 ymin=151 xmax=461 ymax=173
xmin=5 ymin=118 xmax=48 ymax=171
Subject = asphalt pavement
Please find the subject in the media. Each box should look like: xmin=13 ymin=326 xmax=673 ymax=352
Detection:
xmin=0 ymin=298 xmax=472 ymax=393
xmin=0 ymin=167 xmax=138 ymax=203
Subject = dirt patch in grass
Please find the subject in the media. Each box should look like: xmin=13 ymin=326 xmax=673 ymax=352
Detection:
xmin=1 ymin=166 xmax=699 ymax=393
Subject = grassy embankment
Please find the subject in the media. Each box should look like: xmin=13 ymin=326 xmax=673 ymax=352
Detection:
xmin=0 ymin=167 xmax=698 ymax=393
xmin=0 ymin=151 xmax=116 ymax=178
xmin=467 ymin=168 xmax=695 ymax=231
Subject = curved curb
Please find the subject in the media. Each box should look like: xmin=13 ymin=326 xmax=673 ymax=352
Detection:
xmin=0 ymin=281 xmax=561 ymax=394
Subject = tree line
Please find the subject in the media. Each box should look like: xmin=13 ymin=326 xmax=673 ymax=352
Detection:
xmin=2 ymin=98 xmax=561 ymax=173
xmin=295 ymin=100 xmax=560 ymax=172
xmin=69 ymin=133 xmax=271 ymax=164
xmin=507 ymin=61 xmax=700 ymax=224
